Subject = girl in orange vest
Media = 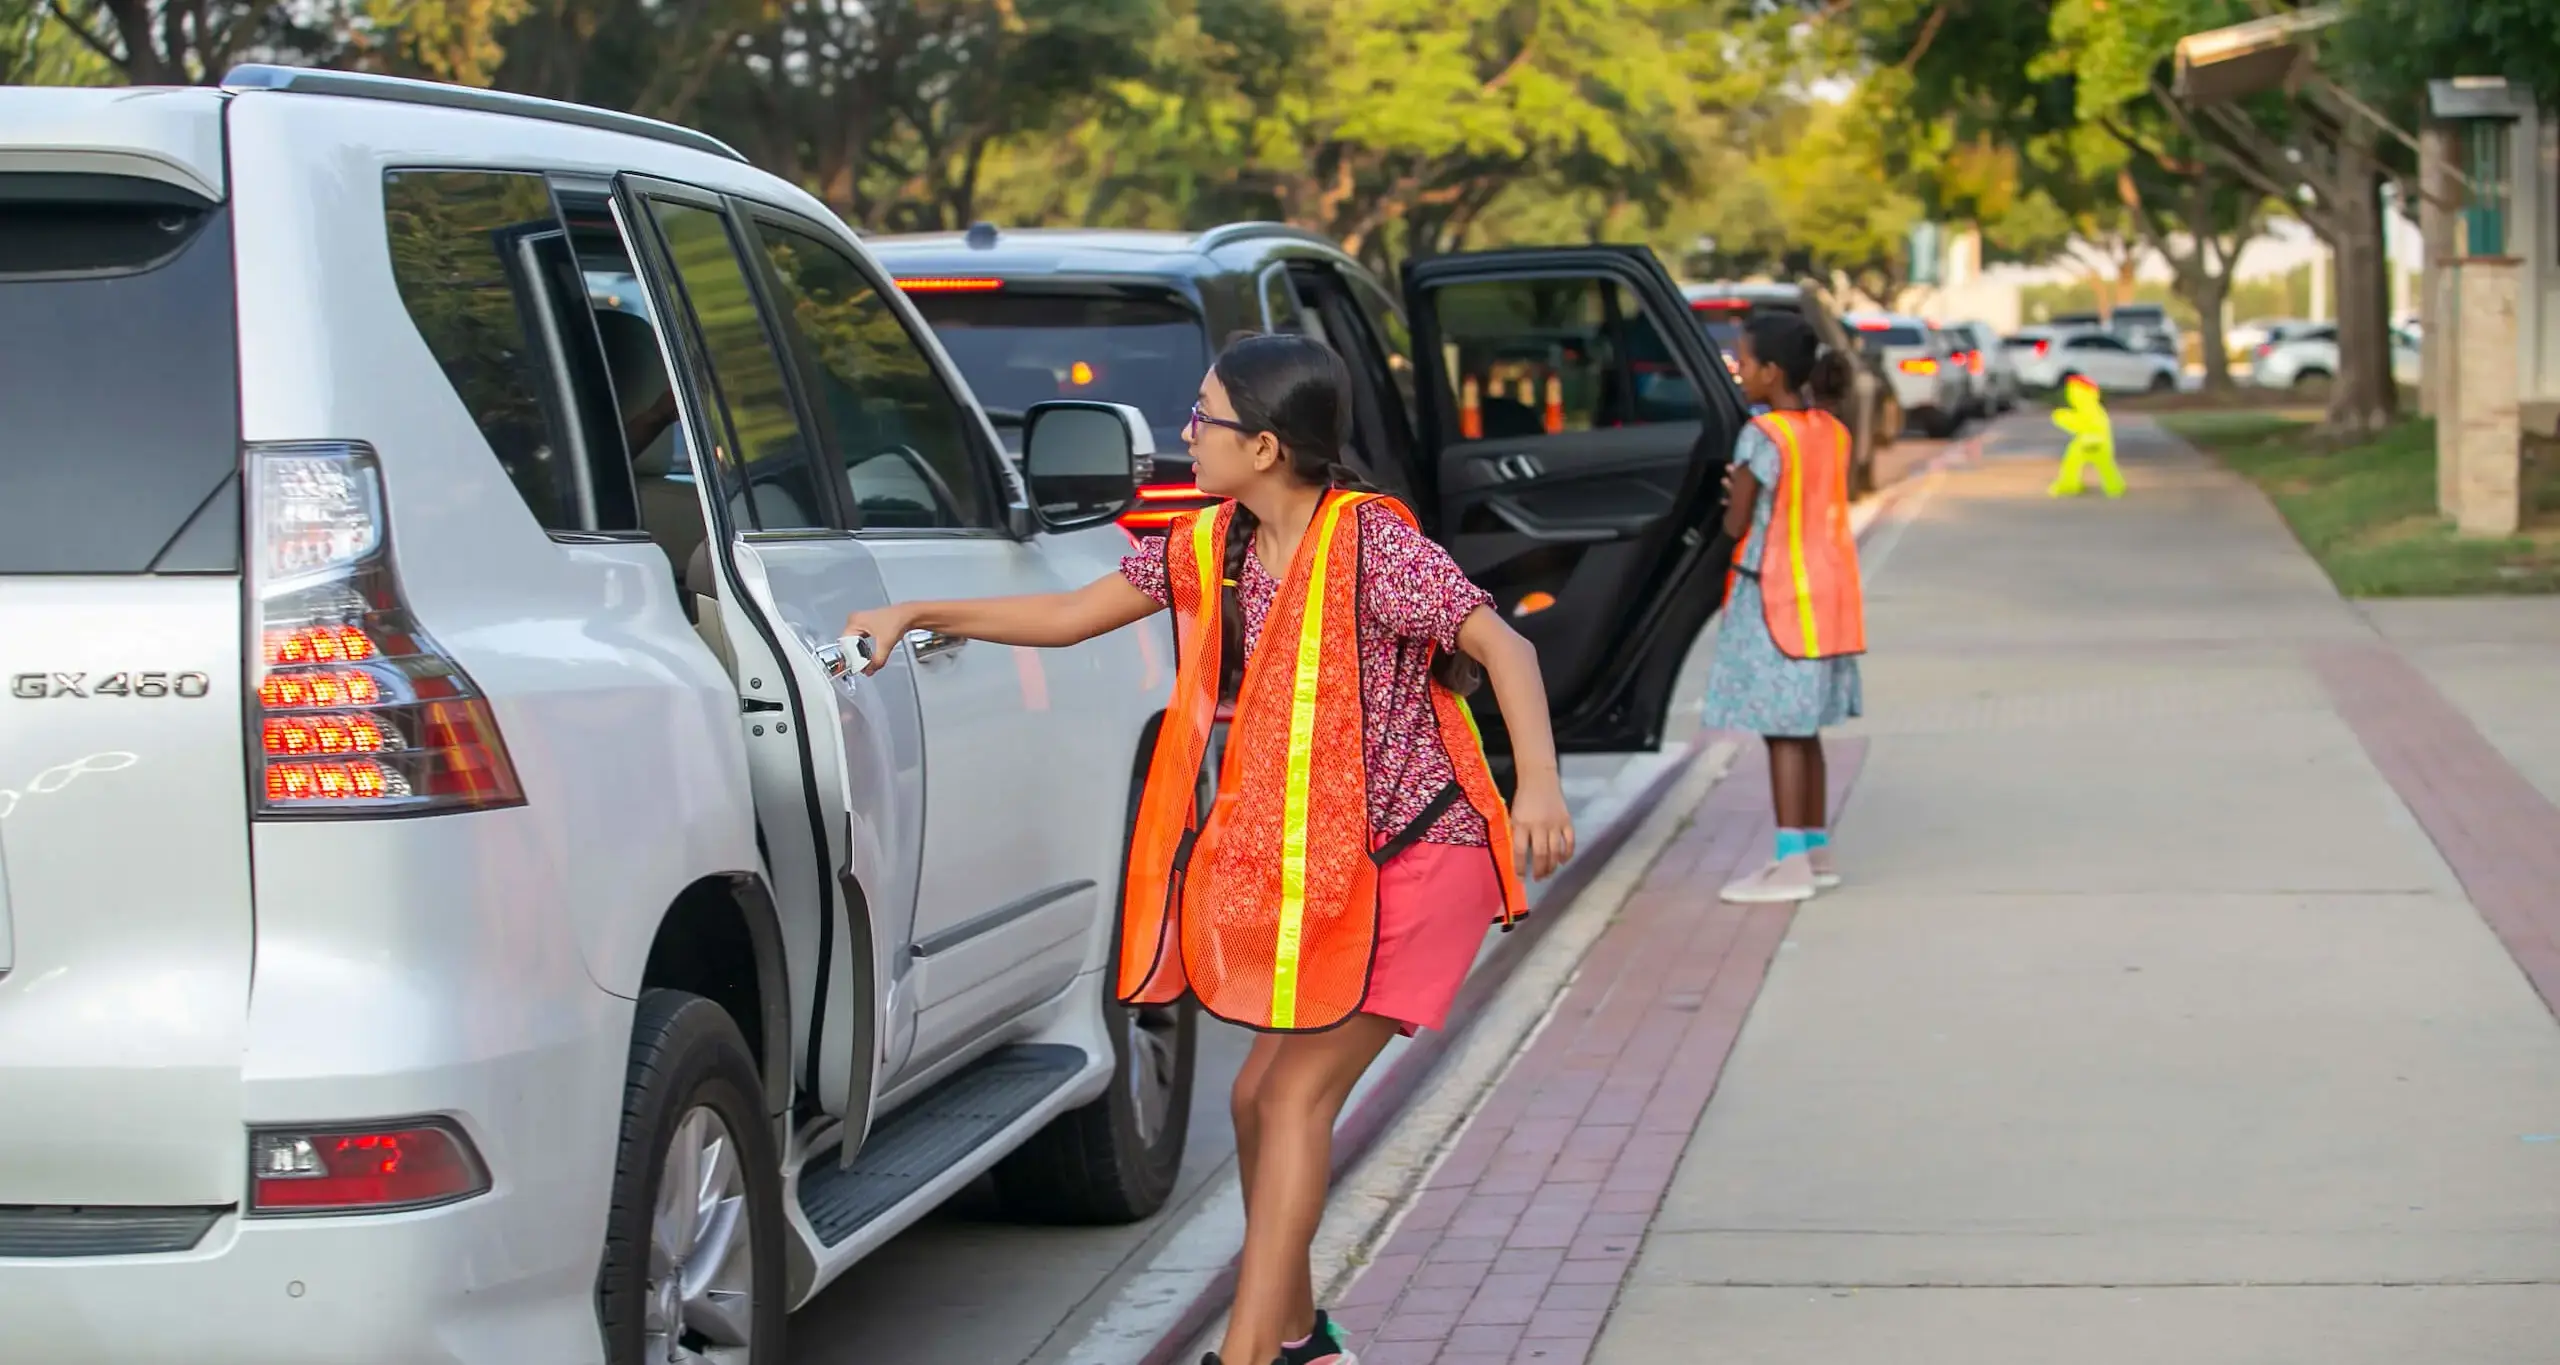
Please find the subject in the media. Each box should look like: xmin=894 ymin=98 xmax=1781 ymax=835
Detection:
xmin=840 ymin=334 xmax=1574 ymax=1365
xmin=1703 ymin=312 xmax=1866 ymax=904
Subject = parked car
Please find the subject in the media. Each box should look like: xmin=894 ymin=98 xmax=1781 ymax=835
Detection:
xmin=2 ymin=68 xmax=1211 ymax=1365
xmin=870 ymin=226 xmax=1754 ymax=759
xmin=2106 ymin=304 xmax=2183 ymax=359
xmin=1682 ymin=280 xmax=1896 ymax=494
xmin=1846 ymin=313 xmax=1969 ymax=437
xmin=2248 ymin=323 xmax=2422 ymax=392
xmin=1930 ymin=325 xmax=1983 ymax=420
xmin=1950 ymin=320 xmax=2021 ymax=415
xmin=2015 ymin=327 xmax=2183 ymax=395
xmin=2227 ymin=316 xmax=2317 ymax=363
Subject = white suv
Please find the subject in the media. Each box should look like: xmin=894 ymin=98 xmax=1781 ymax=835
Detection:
xmin=0 ymin=68 xmax=1196 ymax=1364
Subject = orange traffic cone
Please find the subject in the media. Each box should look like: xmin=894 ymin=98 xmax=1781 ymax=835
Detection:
xmin=1542 ymin=373 xmax=1564 ymax=434
xmin=1460 ymin=375 xmax=1483 ymax=440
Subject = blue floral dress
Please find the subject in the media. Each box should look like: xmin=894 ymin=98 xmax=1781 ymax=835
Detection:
xmin=1699 ymin=423 xmax=1864 ymax=737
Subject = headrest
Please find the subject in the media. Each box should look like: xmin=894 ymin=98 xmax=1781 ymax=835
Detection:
xmin=594 ymin=310 xmax=672 ymax=424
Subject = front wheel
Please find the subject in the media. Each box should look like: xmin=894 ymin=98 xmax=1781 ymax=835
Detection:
xmin=2147 ymin=371 xmax=2176 ymax=393
xmin=598 ymin=991 xmax=787 ymax=1365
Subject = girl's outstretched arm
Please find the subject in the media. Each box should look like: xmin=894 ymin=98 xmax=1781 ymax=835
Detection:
xmin=1456 ymin=605 xmax=1576 ymax=879
xmin=841 ymin=573 xmax=1162 ymax=673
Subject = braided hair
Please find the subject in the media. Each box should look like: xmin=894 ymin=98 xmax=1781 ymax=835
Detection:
xmin=1742 ymin=311 xmax=1854 ymax=410
xmin=1209 ymin=333 xmax=1481 ymax=698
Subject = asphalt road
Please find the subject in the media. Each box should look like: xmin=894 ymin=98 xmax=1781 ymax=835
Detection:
xmin=783 ymin=428 xmax=1958 ymax=1365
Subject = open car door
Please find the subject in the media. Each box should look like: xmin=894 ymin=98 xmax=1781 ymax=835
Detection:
xmin=1401 ymin=246 xmax=1747 ymax=753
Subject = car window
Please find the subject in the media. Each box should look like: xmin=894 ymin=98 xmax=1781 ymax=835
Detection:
xmin=382 ymin=170 xmax=628 ymax=534
xmin=1856 ymin=323 xmax=1926 ymax=347
xmin=2065 ymin=334 xmax=2126 ymax=352
xmin=756 ymin=224 xmax=995 ymax=530
xmin=1260 ymin=265 xmax=1305 ymax=335
xmin=1344 ymin=267 xmax=1419 ymax=441
xmin=904 ymin=287 xmax=1207 ymax=460
xmin=1429 ymin=275 xmax=1695 ymax=439
xmin=646 ymin=200 xmax=830 ymax=531
xmin=1 ymin=175 xmax=241 ymax=571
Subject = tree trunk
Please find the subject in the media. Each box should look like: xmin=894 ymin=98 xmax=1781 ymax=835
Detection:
xmin=2327 ymin=123 xmax=2398 ymax=436
xmin=2195 ymin=271 xmax=2231 ymax=392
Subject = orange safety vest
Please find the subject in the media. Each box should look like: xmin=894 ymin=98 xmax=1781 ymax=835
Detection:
xmin=1118 ymin=490 xmax=1528 ymax=1032
xmin=1733 ymin=409 xmax=1865 ymax=660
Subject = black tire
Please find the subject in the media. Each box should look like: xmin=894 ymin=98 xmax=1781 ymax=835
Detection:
xmin=2292 ymin=368 xmax=2332 ymax=394
xmin=598 ymin=990 xmax=787 ymax=1365
xmin=2147 ymin=372 xmax=2175 ymax=393
xmin=993 ymin=772 xmax=1199 ymax=1224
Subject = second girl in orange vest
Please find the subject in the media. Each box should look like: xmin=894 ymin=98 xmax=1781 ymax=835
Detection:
xmin=839 ymin=333 xmax=1574 ymax=1365
xmin=1704 ymin=311 xmax=1867 ymax=904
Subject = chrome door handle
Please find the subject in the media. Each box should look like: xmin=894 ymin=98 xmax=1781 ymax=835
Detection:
xmin=905 ymin=628 xmax=965 ymax=662
xmin=814 ymin=641 xmax=850 ymax=679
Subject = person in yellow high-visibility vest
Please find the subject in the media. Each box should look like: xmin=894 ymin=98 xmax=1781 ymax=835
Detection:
xmin=2048 ymin=375 xmax=2125 ymax=498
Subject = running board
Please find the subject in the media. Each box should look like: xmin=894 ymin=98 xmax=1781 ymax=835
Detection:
xmin=797 ymin=1042 xmax=1087 ymax=1247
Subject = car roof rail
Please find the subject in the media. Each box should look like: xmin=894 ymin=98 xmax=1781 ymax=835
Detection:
xmin=219 ymin=64 xmax=749 ymax=164
xmin=1193 ymin=221 xmax=1340 ymax=254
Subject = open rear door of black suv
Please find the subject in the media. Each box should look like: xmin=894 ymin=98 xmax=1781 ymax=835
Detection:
xmin=1400 ymin=246 xmax=1747 ymax=753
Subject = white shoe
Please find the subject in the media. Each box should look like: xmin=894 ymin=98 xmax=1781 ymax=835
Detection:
xmin=1809 ymin=845 xmax=1842 ymax=889
xmin=1722 ymin=852 xmax=1819 ymax=903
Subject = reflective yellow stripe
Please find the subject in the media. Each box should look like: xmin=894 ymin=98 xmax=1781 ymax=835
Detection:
xmin=1268 ymin=494 xmax=1360 ymax=1028
xmin=1764 ymin=415 xmax=1821 ymax=658
xmin=1190 ymin=509 xmax=1220 ymax=607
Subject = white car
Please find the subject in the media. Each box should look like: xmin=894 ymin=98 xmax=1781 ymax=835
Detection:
xmin=2012 ymin=328 xmax=2182 ymax=395
xmin=1949 ymin=320 xmax=2020 ymax=414
xmin=1 ymin=68 xmax=1194 ymax=1364
xmin=2248 ymin=323 xmax=2422 ymax=391
xmin=1847 ymin=312 xmax=1971 ymax=437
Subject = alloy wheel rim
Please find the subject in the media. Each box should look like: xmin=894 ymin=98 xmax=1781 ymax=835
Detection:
xmin=644 ymin=1105 xmax=756 ymax=1364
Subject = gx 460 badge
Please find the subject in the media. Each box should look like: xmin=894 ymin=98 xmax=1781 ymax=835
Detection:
xmin=11 ymin=672 xmax=213 ymax=699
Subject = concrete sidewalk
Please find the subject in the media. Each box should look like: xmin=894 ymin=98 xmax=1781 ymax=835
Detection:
xmin=1338 ymin=413 xmax=2560 ymax=1363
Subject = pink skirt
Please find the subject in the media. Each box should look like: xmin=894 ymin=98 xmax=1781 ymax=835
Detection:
xmin=1363 ymin=842 xmax=1506 ymax=1035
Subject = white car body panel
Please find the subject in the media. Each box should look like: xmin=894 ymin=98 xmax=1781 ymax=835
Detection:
xmin=0 ymin=81 xmax=1167 ymax=1361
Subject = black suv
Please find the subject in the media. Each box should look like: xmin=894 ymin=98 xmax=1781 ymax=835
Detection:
xmin=869 ymin=223 xmax=1751 ymax=755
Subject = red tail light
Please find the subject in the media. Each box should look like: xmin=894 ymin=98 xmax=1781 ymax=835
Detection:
xmin=1964 ymin=350 xmax=1985 ymax=375
xmin=2033 ymin=339 xmax=2051 ymax=357
xmin=248 ymin=1121 xmax=489 ymax=1214
xmin=2256 ymin=342 xmax=2274 ymax=358
xmin=896 ymin=277 xmax=1004 ymax=292
xmin=1898 ymin=357 xmax=1939 ymax=375
xmin=248 ymin=443 xmax=524 ymax=816
xmin=1119 ymin=481 xmax=1214 ymax=533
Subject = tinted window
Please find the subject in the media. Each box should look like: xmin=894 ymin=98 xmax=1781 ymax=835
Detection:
xmin=648 ymin=201 xmax=829 ymax=531
xmin=1345 ymin=268 xmax=1419 ymax=439
xmin=383 ymin=171 xmax=601 ymax=532
xmin=907 ymin=290 xmax=1208 ymax=455
xmin=1429 ymin=276 xmax=1696 ymax=438
xmin=0 ymin=180 xmax=239 ymax=572
xmin=2064 ymin=334 xmax=2126 ymax=352
xmin=755 ymin=224 xmax=994 ymax=530
xmin=1858 ymin=325 xmax=1925 ymax=346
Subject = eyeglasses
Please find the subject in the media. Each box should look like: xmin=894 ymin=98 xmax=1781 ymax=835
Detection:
xmin=1186 ymin=402 xmax=1252 ymax=437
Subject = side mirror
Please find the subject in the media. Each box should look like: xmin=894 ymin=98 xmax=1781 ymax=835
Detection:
xmin=1021 ymin=400 xmax=1150 ymax=532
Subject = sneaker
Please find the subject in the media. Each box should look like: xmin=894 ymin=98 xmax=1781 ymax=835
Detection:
xmin=1721 ymin=852 xmax=1818 ymax=904
xmin=1808 ymin=845 xmax=1841 ymax=889
xmin=1283 ymin=1310 xmax=1356 ymax=1365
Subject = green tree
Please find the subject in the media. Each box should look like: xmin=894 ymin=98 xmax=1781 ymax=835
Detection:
xmin=2330 ymin=0 xmax=2560 ymax=108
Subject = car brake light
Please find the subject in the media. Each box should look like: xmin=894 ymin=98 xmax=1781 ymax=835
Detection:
xmin=1119 ymin=482 xmax=1213 ymax=532
xmin=2256 ymin=342 xmax=2274 ymax=358
xmin=1965 ymin=351 xmax=1985 ymax=375
xmin=896 ymin=277 xmax=1004 ymax=292
xmin=1855 ymin=319 xmax=1891 ymax=331
xmin=1898 ymin=358 xmax=1939 ymax=375
xmin=248 ymin=443 xmax=524 ymax=816
xmin=248 ymin=1121 xmax=489 ymax=1214
xmin=2033 ymin=339 xmax=2051 ymax=357
xmin=1690 ymin=298 xmax=1747 ymax=313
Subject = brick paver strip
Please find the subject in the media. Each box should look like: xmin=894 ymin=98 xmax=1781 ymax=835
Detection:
xmin=2311 ymin=642 xmax=2560 ymax=1020
xmin=1334 ymin=738 xmax=1866 ymax=1365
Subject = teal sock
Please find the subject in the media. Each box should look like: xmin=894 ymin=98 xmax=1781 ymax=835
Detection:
xmin=1805 ymin=828 xmax=1831 ymax=850
xmin=1775 ymin=828 xmax=1813 ymax=861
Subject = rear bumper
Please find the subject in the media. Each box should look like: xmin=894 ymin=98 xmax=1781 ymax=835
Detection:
xmin=0 ymin=1184 xmax=604 ymax=1364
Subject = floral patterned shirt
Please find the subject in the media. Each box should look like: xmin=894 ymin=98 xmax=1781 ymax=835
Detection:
xmin=1121 ymin=502 xmax=1496 ymax=846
